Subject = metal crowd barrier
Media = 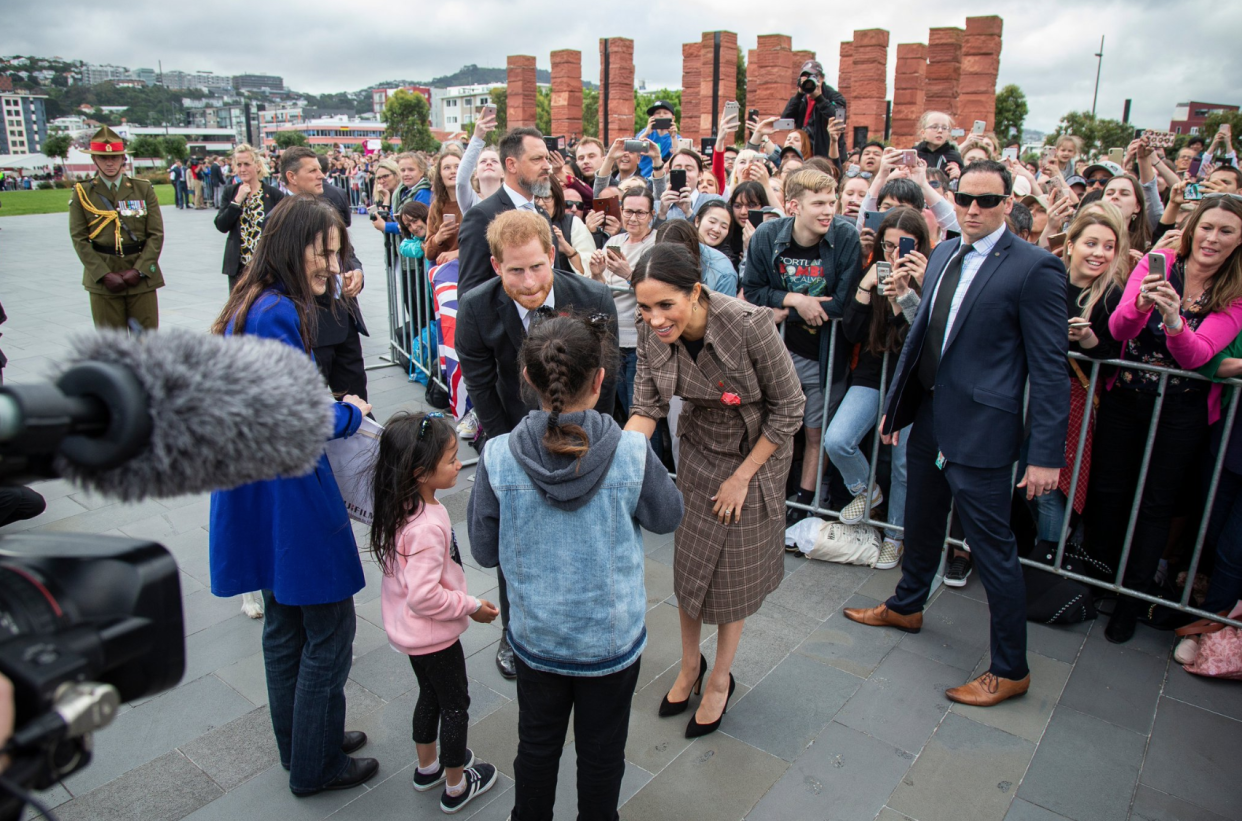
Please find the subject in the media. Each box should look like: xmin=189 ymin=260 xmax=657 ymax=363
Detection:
xmin=785 ymin=318 xmax=1242 ymax=629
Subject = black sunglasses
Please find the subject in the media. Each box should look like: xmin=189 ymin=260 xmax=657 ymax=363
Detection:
xmin=1086 ymin=177 xmax=1110 ymax=188
xmin=954 ymin=193 xmax=1009 ymax=209
xmin=419 ymin=412 xmax=446 ymax=439
xmin=563 ymin=201 xmax=586 ymax=211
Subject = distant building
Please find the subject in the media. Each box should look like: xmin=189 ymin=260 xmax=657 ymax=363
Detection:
xmin=1170 ymin=101 xmax=1239 ymax=136
xmin=437 ymin=84 xmax=495 ymax=133
xmin=1 ymin=91 xmax=48 ymax=154
xmin=233 ymin=74 xmax=284 ymax=93
xmin=133 ymin=68 xmax=158 ymax=86
xmin=262 ymin=115 xmax=390 ymax=150
xmin=161 ymin=70 xmax=232 ymax=91
xmin=114 ymin=124 xmax=237 ymax=156
xmin=49 ymin=115 xmax=89 ymax=135
xmin=372 ymin=86 xmax=433 ymax=118
xmin=80 ymin=63 xmax=130 ymax=85
xmin=186 ymin=104 xmax=248 ymax=144
xmin=0 ymin=76 xmax=11 ymax=92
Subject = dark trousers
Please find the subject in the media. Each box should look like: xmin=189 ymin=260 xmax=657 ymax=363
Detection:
xmin=888 ymin=400 xmax=1029 ymax=680
xmin=0 ymin=486 xmax=45 ymax=527
xmin=1085 ymin=389 xmax=1209 ymax=599
xmin=261 ymin=590 xmax=356 ymax=794
xmin=409 ymin=640 xmax=471 ymax=768
xmin=227 ymin=272 xmax=243 ymax=294
xmin=313 ymin=328 xmax=368 ymax=400
xmin=1204 ymin=466 xmax=1242 ymax=613
xmin=511 ymin=656 xmax=640 ymax=821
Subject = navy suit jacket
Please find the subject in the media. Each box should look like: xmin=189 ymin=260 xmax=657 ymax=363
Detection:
xmin=881 ymin=228 xmax=1069 ymax=470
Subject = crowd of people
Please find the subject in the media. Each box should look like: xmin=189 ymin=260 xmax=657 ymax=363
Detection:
xmin=54 ymin=59 xmax=1242 ymax=818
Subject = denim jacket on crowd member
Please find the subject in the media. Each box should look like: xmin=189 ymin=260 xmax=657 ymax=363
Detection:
xmin=741 ymin=215 xmax=864 ymax=387
xmin=468 ymin=410 xmax=682 ymax=676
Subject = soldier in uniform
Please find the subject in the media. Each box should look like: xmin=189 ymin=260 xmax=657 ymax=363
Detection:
xmin=68 ymin=125 xmax=165 ymax=331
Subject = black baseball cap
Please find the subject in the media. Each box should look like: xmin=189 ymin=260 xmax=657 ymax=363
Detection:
xmin=646 ymin=100 xmax=675 ymax=117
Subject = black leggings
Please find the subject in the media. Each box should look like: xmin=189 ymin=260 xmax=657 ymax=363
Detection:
xmin=409 ymin=640 xmax=470 ymax=768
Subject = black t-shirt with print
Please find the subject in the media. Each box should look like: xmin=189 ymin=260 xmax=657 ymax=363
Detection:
xmin=777 ymin=239 xmax=827 ymax=361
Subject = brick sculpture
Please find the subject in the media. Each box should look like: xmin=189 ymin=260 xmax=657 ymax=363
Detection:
xmin=849 ymin=29 xmax=889 ymax=144
xmin=506 ymin=55 xmax=537 ymax=129
xmin=698 ymin=31 xmax=737 ymax=140
xmin=959 ymin=16 xmax=1003 ymax=134
xmin=925 ymin=27 xmax=964 ymax=122
xmin=598 ymin=38 xmax=635 ymax=143
xmin=681 ymin=42 xmax=702 ymax=141
xmin=753 ymin=34 xmax=793 ymax=143
xmin=891 ymin=43 xmax=928 ymax=148
xmin=549 ymin=49 xmax=582 ymax=140
xmin=838 ymin=40 xmax=854 ymax=129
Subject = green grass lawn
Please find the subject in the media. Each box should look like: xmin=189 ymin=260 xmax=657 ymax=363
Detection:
xmin=0 ymin=184 xmax=177 ymax=217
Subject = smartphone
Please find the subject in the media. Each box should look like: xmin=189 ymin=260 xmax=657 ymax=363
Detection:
xmin=623 ymin=139 xmax=647 ymax=153
xmin=862 ymin=210 xmax=885 ymax=233
xmin=670 ymin=168 xmax=687 ymax=192
xmin=543 ymin=136 xmax=563 ymax=155
xmin=1185 ymin=182 xmax=1203 ymax=201
xmin=1002 ymin=147 xmax=1019 ymax=161
xmin=442 ymin=213 xmax=457 ymax=227
xmin=591 ymin=197 xmax=621 ymax=222
xmin=898 ymin=236 xmax=916 ymax=259
xmin=653 ymin=117 xmax=673 ymax=131
xmin=677 ymin=138 xmax=693 ymax=151
xmin=875 ymin=262 xmax=892 ymax=296
xmin=700 ymin=137 xmax=715 ymax=156
xmin=1188 ymin=157 xmax=1204 ymax=178
xmin=1134 ymin=128 xmax=1145 ymax=141
xmin=900 ymin=149 xmax=918 ymax=167
xmin=950 ymin=128 xmax=966 ymax=138
xmin=1147 ymin=252 xmax=1167 ymax=279
xmin=1069 ymin=318 xmax=1092 ymax=329
xmin=1041 ymin=146 xmax=1056 ymax=163
xmin=481 ymin=104 xmax=496 ymax=119
xmin=847 ymin=163 xmax=861 ymax=176
xmin=748 ymin=209 xmax=764 ymax=229
xmin=773 ymin=118 xmax=796 ymax=131
xmin=972 ymin=120 xmax=987 ymax=135
xmin=605 ymin=246 xmax=625 ymax=260
xmin=1108 ymin=147 xmax=1125 ymax=164
xmin=748 ymin=108 xmax=759 ymax=123
xmin=723 ymin=100 xmax=740 ymax=121
xmin=1047 ymin=232 xmax=1067 ymax=252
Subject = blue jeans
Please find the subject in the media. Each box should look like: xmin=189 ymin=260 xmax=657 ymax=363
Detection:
xmin=174 ymin=181 xmax=187 ymax=209
xmin=261 ymin=590 xmax=356 ymax=794
xmin=616 ymin=347 xmax=637 ymax=415
xmin=1204 ymin=467 xmax=1242 ymax=613
xmin=1036 ymin=490 xmax=1069 ymax=542
xmin=822 ymin=385 xmax=910 ymax=540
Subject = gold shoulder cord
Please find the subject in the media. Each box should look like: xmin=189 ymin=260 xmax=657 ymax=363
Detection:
xmin=73 ymin=182 xmax=123 ymax=254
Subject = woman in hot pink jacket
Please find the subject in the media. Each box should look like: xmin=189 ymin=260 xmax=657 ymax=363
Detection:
xmin=1086 ymin=196 xmax=1242 ymax=645
xmin=370 ymin=412 xmax=501 ymax=813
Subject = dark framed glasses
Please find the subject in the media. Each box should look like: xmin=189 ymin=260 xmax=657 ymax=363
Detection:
xmin=419 ymin=412 xmax=446 ymax=439
xmin=563 ymin=201 xmax=586 ymax=211
xmin=1085 ymin=177 xmax=1110 ymax=188
xmin=955 ymin=193 xmax=1009 ymax=209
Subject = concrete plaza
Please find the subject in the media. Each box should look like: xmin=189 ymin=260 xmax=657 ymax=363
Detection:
xmin=0 ymin=204 xmax=1238 ymax=821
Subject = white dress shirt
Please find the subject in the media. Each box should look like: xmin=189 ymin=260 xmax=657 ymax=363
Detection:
xmin=514 ymin=288 xmax=556 ymax=332
xmin=928 ymin=223 xmax=1007 ymax=352
xmin=503 ymin=182 xmax=537 ymax=212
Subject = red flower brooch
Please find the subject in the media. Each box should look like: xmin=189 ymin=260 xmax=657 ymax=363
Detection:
xmin=718 ymin=381 xmax=741 ymax=406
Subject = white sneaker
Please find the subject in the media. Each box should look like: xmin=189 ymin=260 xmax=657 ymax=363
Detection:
xmin=840 ymin=486 xmax=883 ymax=525
xmin=456 ymin=411 xmax=478 ymax=438
xmin=876 ymin=539 xmax=903 ymax=570
xmin=1173 ymin=636 xmax=1199 ymax=666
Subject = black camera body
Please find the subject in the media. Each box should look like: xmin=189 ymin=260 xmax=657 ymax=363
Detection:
xmin=800 ymin=77 xmax=818 ymax=94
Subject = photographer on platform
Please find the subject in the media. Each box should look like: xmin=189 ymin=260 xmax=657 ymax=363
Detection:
xmin=781 ymin=60 xmax=848 ymax=161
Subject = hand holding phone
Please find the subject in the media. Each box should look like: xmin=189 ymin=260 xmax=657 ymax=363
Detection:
xmin=972 ymin=120 xmax=987 ymax=136
xmin=623 ymin=139 xmax=647 ymax=154
xmin=898 ymin=236 xmax=916 ymax=259
xmin=773 ymin=118 xmax=796 ymax=132
xmin=875 ymin=262 xmax=892 ymax=296
xmin=669 ymin=168 xmax=687 ymax=193
xmin=748 ymin=209 xmax=764 ymax=229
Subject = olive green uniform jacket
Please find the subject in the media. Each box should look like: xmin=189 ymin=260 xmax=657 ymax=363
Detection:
xmin=68 ymin=174 xmax=165 ymax=295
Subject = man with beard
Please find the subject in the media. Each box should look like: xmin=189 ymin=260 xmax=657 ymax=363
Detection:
xmin=457 ymin=127 xmax=556 ymax=297
xmin=456 ymin=209 xmax=618 ymax=680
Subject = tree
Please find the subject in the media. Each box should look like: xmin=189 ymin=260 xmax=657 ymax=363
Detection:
xmin=274 ymin=130 xmax=308 ymax=149
xmin=582 ymin=87 xmax=599 ymax=138
xmin=537 ymin=86 xmax=551 ymax=136
xmin=1203 ymin=111 xmax=1242 ymax=155
xmin=1046 ymin=111 xmax=1135 ymax=157
xmin=994 ymin=85 xmax=1028 ymax=141
xmin=489 ymin=86 xmax=508 ymax=143
xmin=736 ymin=48 xmax=746 ymax=117
xmin=161 ymin=135 xmax=189 ymax=164
xmin=382 ymin=89 xmax=439 ymax=152
xmin=634 ymin=89 xmax=682 ymax=132
xmin=128 ymin=135 xmax=164 ymax=161
xmin=42 ymin=134 xmax=71 ymax=177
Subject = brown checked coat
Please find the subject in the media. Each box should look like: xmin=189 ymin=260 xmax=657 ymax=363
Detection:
xmin=632 ymin=290 xmax=805 ymax=624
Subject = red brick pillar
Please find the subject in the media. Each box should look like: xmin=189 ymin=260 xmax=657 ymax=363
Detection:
xmin=849 ymin=29 xmax=889 ymax=144
xmin=753 ymin=35 xmax=792 ymax=143
xmin=549 ymin=50 xmax=582 ymax=140
xmin=837 ymin=41 xmax=853 ymax=129
xmin=959 ymin=16 xmax=1003 ymax=134
xmin=698 ymin=31 xmax=738 ymax=139
xmin=925 ymin=27 xmax=964 ymax=122
xmin=746 ymin=47 xmax=759 ymax=124
xmin=598 ymin=38 xmax=635 ymax=144
xmin=791 ymin=50 xmax=816 ymax=88
xmin=506 ymin=55 xmax=537 ymax=129
xmin=681 ymin=43 xmax=702 ymax=141
xmin=891 ymin=43 xmax=927 ymax=148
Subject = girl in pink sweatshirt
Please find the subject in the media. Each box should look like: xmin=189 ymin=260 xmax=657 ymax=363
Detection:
xmin=370 ymin=412 xmax=500 ymax=814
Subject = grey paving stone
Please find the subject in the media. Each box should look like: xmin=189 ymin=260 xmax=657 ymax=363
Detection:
xmin=460 ymin=621 xmax=504 ymax=660
xmin=723 ymin=652 xmax=861 ymax=761
xmin=31 ymin=497 xmax=171 ymax=535
xmin=53 ymin=750 xmax=223 ymax=821
xmin=1004 ymin=798 xmax=1074 ymax=820
xmin=351 ymin=617 xmax=390 ymax=657
xmin=855 ymin=564 xmax=903 ymax=603
xmin=1129 ymin=784 xmax=1232 ymax=821
xmin=888 ymin=713 xmax=1034 ymax=821
xmin=1140 ymin=697 xmax=1242 ymax=820
xmin=1017 ymin=706 xmax=1146 ymax=821
xmin=746 ymin=721 xmax=913 ymax=821
xmin=762 ymin=559 xmax=872 ymax=621
xmin=463 ymin=639 xmax=516 ymax=701
xmin=875 ymin=810 xmax=916 ymax=821
xmin=1025 ymin=619 xmax=1091 ymax=664
xmin=183 ymin=588 xmax=245 ymax=636
xmin=353 ymin=559 xmax=385 ymax=605
xmin=621 ymin=733 xmax=787 ymax=820
xmin=64 ymin=671 xmax=255 ymax=796
xmin=461 ymin=698 xmax=524 ymax=779
xmin=647 ymin=539 xmax=676 ymax=568
xmin=214 ymin=652 xmax=268 ymax=706
xmin=180 ymin=706 xmax=281 ymax=790
xmin=624 ymin=663 xmax=750 ymax=775
xmin=344 ymin=679 xmax=387 ymax=724
xmin=354 ymin=594 xmax=383 ymax=632
xmin=638 ymin=602 xmax=694 ymax=690
xmin=834 ymin=648 xmax=962 ymax=755
xmin=326 ymin=763 xmax=513 ymax=820
xmin=645 ymin=557 xmax=675 ymax=609
xmin=951 ymin=651 xmax=1072 ymax=743
xmin=180 ymin=569 xmax=206 ymax=596
xmin=1058 ymin=629 xmax=1168 ymax=735
xmin=17 ymin=783 xmax=72 ymax=820
xmin=180 ymin=760 xmax=360 ymax=821
xmin=1161 ymin=663 xmax=1242 ymax=722
xmin=701 ymin=599 xmax=818 ymax=688
xmin=795 ymin=593 xmax=902 ymax=678
xmin=641 ymin=526 xmax=675 ymax=554
xmin=0 ymin=494 xmax=89 ymax=533
xmin=1085 ymin=615 xmax=1174 ymax=658
xmin=547 ymin=741 xmax=652 ymax=816
xmin=347 ymin=642 xmax=419 ymax=702
xmin=182 ymin=611 xmax=265 ymax=683
xmin=899 ymin=587 xmax=992 ymax=673
xmin=451 ymin=783 xmax=517 ymax=821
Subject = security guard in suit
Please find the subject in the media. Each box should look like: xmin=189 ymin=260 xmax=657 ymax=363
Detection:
xmin=68 ymin=125 xmax=165 ymax=330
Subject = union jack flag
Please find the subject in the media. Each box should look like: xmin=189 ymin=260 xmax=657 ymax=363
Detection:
xmin=427 ymin=259 xmax=471 ymax=421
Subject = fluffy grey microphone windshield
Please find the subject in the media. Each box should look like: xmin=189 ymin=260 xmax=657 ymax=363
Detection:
xmin=55 ymin=328 xmax=335 ymax=502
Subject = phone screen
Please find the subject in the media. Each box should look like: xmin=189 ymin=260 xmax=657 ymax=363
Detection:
xmin=723 ymin=101 xmax=740 ymax=120
xmin=606 ymin=246 xmax=624 ymax=259
xmin=442 ymin=214 xmax=457 ymax=226
xmin=748 ymin=209 xmax=764 ymax=228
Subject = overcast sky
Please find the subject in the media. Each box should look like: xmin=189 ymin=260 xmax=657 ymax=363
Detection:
xmin=5 ymin=0 xmax=1239 ymax=133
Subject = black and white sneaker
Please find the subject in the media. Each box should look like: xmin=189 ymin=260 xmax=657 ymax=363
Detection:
xmin=944 ymin=555 xmax=973 ymax=588
xmin=440 ymin=761 xmax=498 ymax=814
xmin=412 ymin=749 xmax=475 ymax=792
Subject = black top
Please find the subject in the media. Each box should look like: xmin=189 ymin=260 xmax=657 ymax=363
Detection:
xmin=681 ymin=335 xmax=705 ymax=362
xmin=214 ymin=182 xmax=284 ymax=277
xmin=1065 ymin=280 xmax=1121 ymax=381
xmin=842 ymin=290 xmax=909 ymax=390
xmin=775 ymin=238 xmax=828 ymax=361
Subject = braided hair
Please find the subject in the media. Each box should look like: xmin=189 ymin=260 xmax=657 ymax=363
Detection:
xmin=520 ymin=315 xmax=613 ymax=460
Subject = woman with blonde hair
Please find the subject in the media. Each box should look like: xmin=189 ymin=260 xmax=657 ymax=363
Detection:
xmin=214 ymin=143 xmax=283 ymax=293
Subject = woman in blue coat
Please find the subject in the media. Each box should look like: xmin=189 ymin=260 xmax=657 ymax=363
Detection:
xmin=209 ymin=195 xmax=378 ymax=797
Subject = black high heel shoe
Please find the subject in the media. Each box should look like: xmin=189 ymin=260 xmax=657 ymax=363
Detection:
xmin=659 ymin=653 xmax=707 ymax=717
xmin=685 ymin=674 xmax=736 ymax=738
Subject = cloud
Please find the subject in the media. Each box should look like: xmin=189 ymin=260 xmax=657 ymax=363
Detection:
xmin=4 ymin=0 xmax=1239 ymax=132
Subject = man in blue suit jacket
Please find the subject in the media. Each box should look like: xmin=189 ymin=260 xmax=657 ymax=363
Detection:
xmin=845 ymin=160 xmax=1069 ymax=707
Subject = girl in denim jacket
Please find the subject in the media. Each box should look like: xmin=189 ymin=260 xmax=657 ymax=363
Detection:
xmin=468 ymin=315 xmax=683 ymax=820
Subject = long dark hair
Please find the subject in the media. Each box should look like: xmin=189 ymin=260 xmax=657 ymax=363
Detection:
xmin=211 ymin=195 xmax=349 ymax=351
xmin=727 ymin=181 xmax=769 ymax=258
xmin=654 ymin=219 xmax=703 ymax=272
xmin=369 ymin=411 xmax=457 ymax=575
xmin=865 ymin=207 xmax=928 ymax=356
xmin=520 ymin=315 xmax=612 ymax=461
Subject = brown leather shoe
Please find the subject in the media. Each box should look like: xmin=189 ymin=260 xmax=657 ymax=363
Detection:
xmin=842 ymin=604 xmax=923 ymax=633
xmin=945 ymin=672 xmax=1031 ymax=707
